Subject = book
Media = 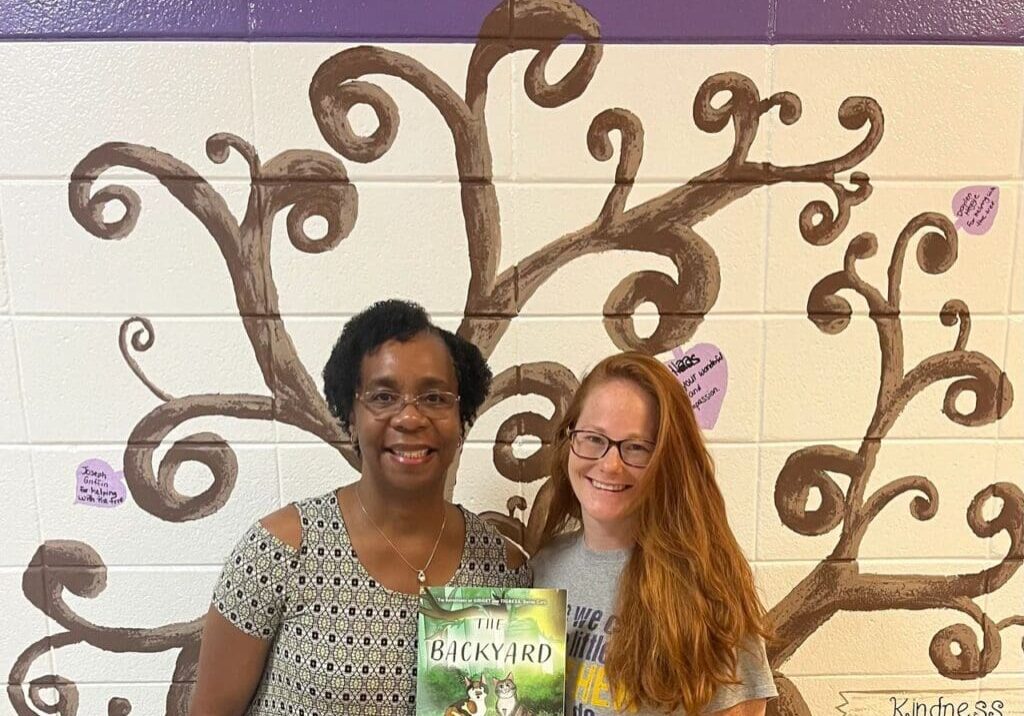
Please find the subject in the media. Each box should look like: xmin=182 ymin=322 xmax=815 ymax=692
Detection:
xmin=416 ymin=586 xmax=567 ymax=716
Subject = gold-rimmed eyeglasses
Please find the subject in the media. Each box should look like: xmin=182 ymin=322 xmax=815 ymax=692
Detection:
xmin=356 ymin=389 xmax=460 ymax=419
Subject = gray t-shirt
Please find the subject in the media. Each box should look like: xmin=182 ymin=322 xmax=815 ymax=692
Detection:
xmin=532 ymin=532 xmax=777 ymax=715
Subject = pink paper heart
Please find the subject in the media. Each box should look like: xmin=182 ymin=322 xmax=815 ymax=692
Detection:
xmin=664 ymin=343 xmax=728 ymax=429
xmin=951 ymin=185 xmax=999 ymax=235
xmin=75 ymin=458 xmax=127 ymax=508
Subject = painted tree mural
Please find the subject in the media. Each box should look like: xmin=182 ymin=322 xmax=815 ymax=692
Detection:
xmin=7 ymin=0 xmax=1021 ymax=714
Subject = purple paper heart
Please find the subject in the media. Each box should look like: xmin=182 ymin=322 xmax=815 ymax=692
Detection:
xmin=663 ymin=343 xmax=728 ymax=429
xmin=75 ymin=458 xmax=127 ymax=508
xmin=951 ymin=185 xmax=999 ymax=235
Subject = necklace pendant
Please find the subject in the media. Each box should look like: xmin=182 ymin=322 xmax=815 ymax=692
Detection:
xmin=417 ymin=570 xmax=427 ymax=584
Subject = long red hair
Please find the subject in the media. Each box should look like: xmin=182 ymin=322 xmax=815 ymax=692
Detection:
xmin=540 ymin=351 xmax=771 ymax=713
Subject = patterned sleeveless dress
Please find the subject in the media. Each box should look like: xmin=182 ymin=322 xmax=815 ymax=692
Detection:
xmin=212 ymin=490 xmax=532 ymax=715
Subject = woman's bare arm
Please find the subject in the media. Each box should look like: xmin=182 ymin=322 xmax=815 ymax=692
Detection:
xmin=189 ymin=506 xmax=302 ymax=716
xmin=189 ymin=607 xmax=273 ymax=716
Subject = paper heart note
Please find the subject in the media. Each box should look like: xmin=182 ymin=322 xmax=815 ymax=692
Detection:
xmin=75 ymin=459 xmax=127 ymax=508
xmin=663 ymin=343 xmax=728 ymax=429
xmin=951 ymin=185 xmax=999 ymax=235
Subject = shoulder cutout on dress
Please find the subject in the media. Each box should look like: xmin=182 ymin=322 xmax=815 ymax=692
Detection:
xmin=259 ymin=503 xmax=302 ymax=550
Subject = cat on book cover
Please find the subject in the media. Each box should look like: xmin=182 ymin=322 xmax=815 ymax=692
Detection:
xmin=494 ymin=673 xmax=534 ymax=716
xmin=444 ymin=675 xmax=488 ymax=716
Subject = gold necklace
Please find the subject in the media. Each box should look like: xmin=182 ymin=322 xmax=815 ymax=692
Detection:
xmin=354 ymin=488 xmax=448 ymax=584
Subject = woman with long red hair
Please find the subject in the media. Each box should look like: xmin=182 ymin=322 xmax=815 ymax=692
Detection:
xmin=532 ymin=352 xmax=776 ymax=715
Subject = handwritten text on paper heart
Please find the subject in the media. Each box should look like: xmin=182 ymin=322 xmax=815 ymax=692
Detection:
xmin=664 ymin=343 xmax=728 ymax=429
xmin=75 ymin=459 xmax=127 ymax=508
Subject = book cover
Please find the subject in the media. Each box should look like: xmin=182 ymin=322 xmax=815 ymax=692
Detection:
xmin=416 ymin=587 xmax=567 ymax=716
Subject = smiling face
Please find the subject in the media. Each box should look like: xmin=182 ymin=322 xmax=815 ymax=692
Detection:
xmin=350 ymin=331 xmax=462 ymax=497
xmin=568 ymin=378 xmax=658 ymax=547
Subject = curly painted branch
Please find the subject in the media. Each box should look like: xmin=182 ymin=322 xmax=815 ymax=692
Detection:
xmin=588 ymin=108 xmax=643 ymax=226
xmin=887 ymin=212 xmax=958 ymax=311
xmin=475 ymin=362 xmax=578 ymax=552
xmin=311 ymin=47 xmax=472 ymax=167
xmin=122 ymin=394 xmax=270 ymax=521
xmin=311 ymin=0 xmax=605 ymax=324
xmin=206 ymin=132 xmax=260 ymax=181
xmin=773 ymin=193 xmax=1018 ymax=679
xmin=255 ymin=149 xmax=358 ymax=254
xmin=692 ymin=72 xmax=774 ymax=173
xmin=70 ymin=137 xmax=356 ymax=307
xmin=807 ymin=232 xmax=889 ymax=335
xmin=602 ymin=225 xmax=721 ymax=353
xmin=860 ymin=475 xmax=939 ymax=530
xmin=482 ymin=361 xmax=579 ymax=484
xmin=933 ymin=598 xmax=1003 ymax=680
xmin=875 ymin=349 xmax=1013 ymax=437
xmin=8 ymin=632 xmax=81 ymax=716
xmin=798 ymin=175 xmax=873 ymax=248
xmin=462 ymin=70 xmax=882 ymax=356
xmin=465 ymin=187 xmax=733 ymax=357
xmin=928 ymin=597 xmax=1003 ymax=680
xmin=119 ymin=317 xmax=174 ymax=402
xmin=310 ymin=45 xmax=510 ymax=315
xmin=509 ymin=0 xmax=602 ymax=109
xmin=803 ymin=213 xmax=1011 ymax=557
xmin=70 ymin=142 xmax=244 ymax=265
xmin=995 ymin=615 xmax=1024 ymax=667
xmin=770 ymin=482 xmax=1024 ymax=669
xmin=24 ymin=541 xmax=204 ymax=652
xmin=11 ymin=543 xmax=204 ymax=716
xmin=770 ymin=98 xmax=883 ymax=180
xmin=800 ymin=213 xmax=985 ymax=560
xmin=760 ymin=98 xmax=881 ymax=248
xmin=774 ymin=445 xmax=859 ymax=537
xmin=70 ymin=133 xmax=355 ymax=317
xmin=468 ymin=0 xmax=601 ymax=113
xmin=693 ymin=73 xmax=881 ymax=247
xmin=941 ymin=299 xmax=971 ymax=352
xmin=70 ymin=138 xmax=358 ymax=515
xmin=808 ymin=214 xmax=956 ymax=419
xmin=842 ymin=474 xmax=940 ymax=554
xmin=116 ymin=319 xmax=348 ymax=522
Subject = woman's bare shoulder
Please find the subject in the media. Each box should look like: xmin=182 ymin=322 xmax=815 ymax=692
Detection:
xmin=259 ymin=504 xmax=302 ymax=550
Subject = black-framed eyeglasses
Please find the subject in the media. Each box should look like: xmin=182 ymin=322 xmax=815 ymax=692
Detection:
xmin=356 ymin=389 xmax=460 ymax=419
xmin=567 ymin=429 xmax=656 ymax=468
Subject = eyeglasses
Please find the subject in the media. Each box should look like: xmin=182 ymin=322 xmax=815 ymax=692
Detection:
xmin=567 ymin=429 xmax=656 ymax=468
xmin=356 ymin=389 xmax=460 ymax=419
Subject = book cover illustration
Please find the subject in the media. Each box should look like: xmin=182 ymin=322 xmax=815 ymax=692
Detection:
xmin=416 ymin=587 xmax=567 ymax=716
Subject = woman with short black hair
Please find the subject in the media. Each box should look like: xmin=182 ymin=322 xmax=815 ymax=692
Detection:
xmin=322 ymin=298 xmax=492 ymax=443
xmin=190 ymin=299 xmax=530 ymax=716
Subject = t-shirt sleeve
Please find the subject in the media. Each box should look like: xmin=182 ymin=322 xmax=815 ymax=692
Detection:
xmin=703 ymin=635 xmax=778 ymax=714
xmin=211 ymin=521 xmax=297 ymax=640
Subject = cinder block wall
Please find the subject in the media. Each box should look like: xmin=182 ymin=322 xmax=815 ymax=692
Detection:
xmin=1 ymin=2 xmax=1021 ymax=714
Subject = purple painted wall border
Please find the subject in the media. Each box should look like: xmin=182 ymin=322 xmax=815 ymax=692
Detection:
xmin=0 ymin=0 xmax=249 ymax=40
xmin=1 ymin=0 xmax=1021 ymax=44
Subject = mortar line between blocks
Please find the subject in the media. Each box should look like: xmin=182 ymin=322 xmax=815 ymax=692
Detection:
xmin=0 ymin=188 xmax=31 ymax=446
xmin=755 ymin=43 xmax=776 ymax=562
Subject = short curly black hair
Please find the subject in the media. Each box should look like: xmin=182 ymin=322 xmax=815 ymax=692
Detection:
xmin=322 ymin=299 xmax=492 ymax=436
